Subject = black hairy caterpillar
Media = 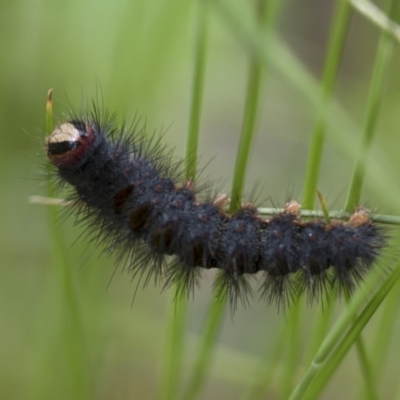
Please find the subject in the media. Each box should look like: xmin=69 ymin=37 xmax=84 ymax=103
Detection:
xmin=45 ymin=104 xmax=387 ymax=308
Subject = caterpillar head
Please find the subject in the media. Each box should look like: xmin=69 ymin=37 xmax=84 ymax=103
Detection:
xmin=47 ymin=121 xmax=96 ymax=168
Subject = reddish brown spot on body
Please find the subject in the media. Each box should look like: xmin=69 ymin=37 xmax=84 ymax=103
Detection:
xmin=113 ymin=185 xmax=134 ymax=214
xmin=130 ymin=204 xmax=152 ymax=231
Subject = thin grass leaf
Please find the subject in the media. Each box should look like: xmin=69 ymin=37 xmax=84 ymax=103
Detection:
xmin=257 ymin=208 xmax=400 ymax=225
xmin=159 ymin=3 xmax=209 ymax=399
xmin=287 ymin=260 xmax=396 ymax=400
xmin=284 ymin=2 xmax=353 ymax=396
xmin=341 ymin=1 xmax=398 ymax=390
xmin=181 ymin=1 xmax=276 ymax=399
xmin=229 ymin=0 xmax=267 ymax=212
xmin=211 ymin=0 xmax=400 ymax=214
xmin=344 ymin=293 xmax=378 ymax=400
xmin=302 ymin=265 xmax=400 ymax=400
xmin=359 ymin=3 xmax=400 ymax=397
xmin=345 ymin=0 xmax=397 ymax=212
xmin=180 ymin=291 xmax=227 ymax=400
xmin=44 ymin=89 xmax=88 ymax=400
xmin=302 ymin=0 xmax=352 ymax=210
xmin=281 ymin=301 xmax=303 ymax=398
xmin=185 ymin=1 xmax=208 ymax=182
xmin=292 ymin=1 xmax=398 ymax=396
xmin=369 ymin=278 xmax=400 ymax=381
xmin=350 ymin=0 xmax=400 ymax=43
xmin=159 ymin=298 xmax=188 ymax=400
xmin=240 ymin=327 xmax=286 ymax=400
xmin=335 ymin=0 xmax=399 ymax=391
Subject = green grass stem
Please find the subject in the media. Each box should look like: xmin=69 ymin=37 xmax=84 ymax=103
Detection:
xmin=370 ymin=279 xmax=400 ymax=381
xmin=211 ymin=0 xmax=400 ymax=214
xmin=159 ymin=298 xmax=189 ymax=400
xmin=180 ymin=293 xmax=227 ymax=400
xmin=44 ymin=89 xmax=88 ymax=400
xmin=353 ymin=336 xmax=378 ymax=400
xmin=367 ymin=2 xmax=400 ymax=376
xmin=300 ymin=264 xmax=400 ymax=399
xmin=350 ymin=0 xmax=400 ymax=42
xmin=281 ymin=301 xmax=303 ymax=399
xmin=228 ymin=54 xmax=262 ymax=211
xmin=298 ymin=2 xmax=399 ymax=396
xmin=181 ymin=1 xmax=276 ymax=399
xmin=302 ymin=0 xmax=352 ymax=210
xmin=283 ymin=3 xmax=352 ymax=389
xmin=185 ymin=1 xmax=209 ymax=181
xmin=341 ymin=3 xmax=398 ymax=390
xmin=159 ymin=4 xmax=209 ymax=399
xmin=287 ymin=260 xmax=400 ymax=400
xmin=240 ymin=327 xmax=286 ymax=400
xmin=229 ymin=0 xmax=271 ymax=211
xmin=210 ymin=3 xmax=400 ymax=398
xmin=344 ymin=292 xmax=378 ymax=400
xmin=345 ymin=0 xmax=397 ymax=212
xmin=296 ymin=3 xmax=352 ymax=387
xmin=257 ymin=208 xmax=400 ymax=225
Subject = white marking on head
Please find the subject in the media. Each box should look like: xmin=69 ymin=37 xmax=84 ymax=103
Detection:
xmin=47 ymin=123 xmax=80 ymax=145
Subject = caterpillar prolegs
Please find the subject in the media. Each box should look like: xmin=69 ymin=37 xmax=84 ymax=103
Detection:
xmin=45 ymin=104 xmax=387 ymax=308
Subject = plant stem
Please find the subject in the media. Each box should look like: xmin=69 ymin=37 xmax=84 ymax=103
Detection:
xmin=159 ymin=3 xmax=209 ymax=399
xmin=288 ymin=264 xmax=400 ymax=400
xmin=45 ymin=89 xmax=88 ymax=400
xmin=345 ymin=0 xmax=395 ymax=211
xmin=302 ymin=0 xmax=352 ymax=209
xmin=182 ymin=1 xmax=273 ymax=399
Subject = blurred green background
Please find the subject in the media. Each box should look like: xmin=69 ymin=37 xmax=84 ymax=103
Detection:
xmin=1 ymin=0 xmax=400 ymax=399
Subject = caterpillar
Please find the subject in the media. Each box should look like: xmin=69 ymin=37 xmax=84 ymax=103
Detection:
xmin=45 ymin=103 xmax=387 ymax=309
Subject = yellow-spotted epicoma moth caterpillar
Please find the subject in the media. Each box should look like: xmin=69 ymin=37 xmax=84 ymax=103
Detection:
xmin=45 ymin=103 xmax=387 ymax=309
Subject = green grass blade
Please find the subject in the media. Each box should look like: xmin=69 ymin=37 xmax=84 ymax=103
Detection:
xmin=240 ymin=327 xmax=286 ymax=400
xmin=369 ymin=280 xmax=400 ymax=381
xmin=341 ymin=2 xmax=398 ymax=390
xmin=159 ymin=3 xmax=209 ymax=399
xmin=345 ymin=0 xmax=397 ymax=211
xmin=294 ymin=3 xmax=399 ymax=396
xmin=288 ymin=2 xmax=352 ymax=395
xmin=350 ymin=0 xmax=400 ymax=42
xmin=281 ymin=301 xmax=303 ymax=399
xmin=211 ymin=0 xmax=400 ymax=213
xmin=302 ymin=0 xmax=352 ymax=210
xmin=287 ymin=259 xmax=396 ymax=400
xmin=257 ymin=208 xmax=400 ymax=226
xmin=359 ymin=4 xmax=400 ymax=395
xmin=44 ymin=89 xmax=88 ymax=400
xmin=181 ymin=1 xmax=275 ymax=399
xmin=180 ymin=294 xmax=227 ymax=400
xmin=353 ymin=337 xmax=378 ymax=400
xmin=185 ymin=1 xmax=209 ymax=182
xmin=229 ymin=0 xmax=271 ymax=211
xmin=229 ymin=54 xmax=263 ymax=211
xmin=211 ymin=3 xmax=400 ymax=399
xmin=343 ymin=293 xmax=378 ymax=400
xmin=303 ymin=265 xmax=400 ymax=399
xmin=159 ymin=298 xmax=189 ymax=400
